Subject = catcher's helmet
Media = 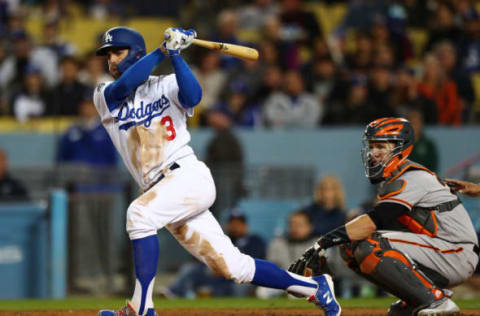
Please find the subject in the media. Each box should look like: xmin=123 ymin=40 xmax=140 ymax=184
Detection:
xmin=96 ymin=26 xmax=146 ymax=73
xmin=361 ymin=117 xmax=415 ymax=183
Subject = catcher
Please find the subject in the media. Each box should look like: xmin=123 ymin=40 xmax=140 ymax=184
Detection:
xmin=289 ymin=117 xmax=479 ymax=316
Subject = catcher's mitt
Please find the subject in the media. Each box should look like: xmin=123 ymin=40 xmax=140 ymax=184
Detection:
xmin=288 ymin=246 xmax=331 ymax=277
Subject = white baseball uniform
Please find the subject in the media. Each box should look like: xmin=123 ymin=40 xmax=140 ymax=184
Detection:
xmin=93 ymin=74 xmax=255 ymax=284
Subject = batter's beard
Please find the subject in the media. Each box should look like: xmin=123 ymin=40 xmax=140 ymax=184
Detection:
xmin=111 ymin=68 xmax=121 ymax=79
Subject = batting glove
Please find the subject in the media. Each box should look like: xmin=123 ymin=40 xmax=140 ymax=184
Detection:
xmin=163 ymin=27 xmax=197 ymax=56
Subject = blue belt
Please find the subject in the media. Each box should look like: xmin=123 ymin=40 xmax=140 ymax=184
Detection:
xmin=145 ymin=162 xmax=180 ymax=192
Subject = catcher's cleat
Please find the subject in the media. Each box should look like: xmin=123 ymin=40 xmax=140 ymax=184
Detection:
xmin=388 ymin=300 xmax=414 ymax=316
xmin=98 ymin=302 xmax=157 ymax=316
xmin=308 ymin=274 xmax=341 ymax=316
xmin=415 ymin=297 xmax=460 ymax=316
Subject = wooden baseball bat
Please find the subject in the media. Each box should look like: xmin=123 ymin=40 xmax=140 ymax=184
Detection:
xmin=191 ymin=39 xmax=259 ymax=61
xmin=164 ymin=29 xmax=259 ymax=61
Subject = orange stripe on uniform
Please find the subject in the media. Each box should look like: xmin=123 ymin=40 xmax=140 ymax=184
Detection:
xmin=387 ymin=238 xmax=464 ymax=254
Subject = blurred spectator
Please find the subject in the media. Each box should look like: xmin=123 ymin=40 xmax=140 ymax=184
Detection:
xmin=323 ymin=74 xmax=375 ymax=125
xmin=407 ymin=109 xmax=438 ymax=172
xmin=417 ymin=54 xmax=462 ymax=125
xmin=367 ymin=66 xmax=396 ymax=118
xmin=434 ymin=41 xmax=475 ymax=122
xmin=424 ymin=1 xmax=462 ymax=53
xmin=56 ymin=90 xmax=117 ymax=295
xmin=265 ymin=210 xmax=316 ymax=269
xmin=0 ymin=1 xmax=21 ymax=35
xmin=370 ymin=16 xmax=412 ymax=65
xmin=226 ymin=58 xmax=264 ymax=104
xmin=162 ymin=210 xmax=266 ymax=298
xmin=302 ymin=56 xmax=337 ymax=105
xmin=10 ymin=64 xmax=51 ymax=122
xmin=0 ymin=31 xmax=58 ymax=92
xmin=191 ymin=50 xmax=227 ymax=126
xmin=345 ymin=32 xmax=373 ymax=75
xmin=334 ymin=0 xmax=387 ymax=39
xmin=0 ymin=148 xmax=29 ymax=202
xmin=130 ymin=0 xmax=184 ymax=18
xmin=263 ymin=69 xmax=322 ymax=128
xmin=256 ymin=210 xmax=317 ymax=298
xmin=457 ymin=7 xmax=480 ymax=73
xmin=88 ymin=0 xmax=125 ymax=20
xmin=78 ymin=51 xmax=113 ymax=88
xmin=50 ymin=56 xmax=89 ymax=116
xmin=372 ymin=44 xmax=396 ymax=69
xmin=39 ymin=20 xmax=76 ymax=59
xmin=41 ymin=0 xmax=67 ymax=24
xmin=258 ymin=40 xmax=280 ymax=67
xmin=252 ymin=64 xmax=283 ymax=105
xmin=213 ymin=79 xmax=261 ymax=128
xmin=302 ymin=175 xmax=346 ymax=238
xmin=404 ymin=0 xmax=431 ymax=28
xmin=5 ymin=11 xmax=25 ymax=39
xmin=211 ymin=9 xmax=243 ymax=69
xmin=262 ymin=15 xmax=297 ymax=69
xmin=278 ymin=0 xmax=322 ymax=52
xmin=205 ymin=108 xmax=246 ymax=216
xmin=237 ymin=0 xmax=279 ymax=32
xmin=390 ymin=66 xmax=438 ymax=124
xmin=56 ymin=91 xmax=117 ymax=167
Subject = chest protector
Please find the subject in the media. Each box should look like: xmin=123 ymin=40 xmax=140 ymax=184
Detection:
xmin=378 ymin=160 xmax=460 ymax=237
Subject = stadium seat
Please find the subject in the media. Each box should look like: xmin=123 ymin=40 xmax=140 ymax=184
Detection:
xmin=472 ymin=73 xmax=480 ymax=113
xmin=407 ymin=28 xmax=428 ymax=60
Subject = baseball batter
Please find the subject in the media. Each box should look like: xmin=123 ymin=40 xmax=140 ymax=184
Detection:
xmin=93 ymin=26 xmax=340 ymax=316
xmin=290 ymin=117 xmax=479 ymax=316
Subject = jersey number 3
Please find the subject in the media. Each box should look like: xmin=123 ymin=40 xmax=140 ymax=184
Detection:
xmin=161 ymin=116 xmax=176 ymax=141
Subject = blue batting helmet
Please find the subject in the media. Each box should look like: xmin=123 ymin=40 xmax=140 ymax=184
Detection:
xmin=96 ymin=26 xmax=146 ymax=73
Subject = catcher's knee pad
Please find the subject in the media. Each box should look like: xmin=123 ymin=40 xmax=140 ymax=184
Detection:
xmin=339 ymin=244 xmax=359 ymax=271
xmin=353 ymin=235 xmax=391 ymax=271
xmin=355 ymin=243 xmax=443 ymax=308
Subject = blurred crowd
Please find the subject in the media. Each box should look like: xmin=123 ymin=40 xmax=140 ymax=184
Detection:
xmin=0 ymin=0 xmax=480 ymax=127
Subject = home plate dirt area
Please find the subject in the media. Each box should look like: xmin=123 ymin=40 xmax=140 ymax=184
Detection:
xmin=1 ymin=309 xmax=480 ymax=316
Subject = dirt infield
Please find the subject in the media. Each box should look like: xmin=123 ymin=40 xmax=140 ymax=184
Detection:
xmin=1 ymin=309 xmax=480 ymax=316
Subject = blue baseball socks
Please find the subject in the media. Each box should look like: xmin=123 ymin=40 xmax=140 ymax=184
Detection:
xmin=130 ymin=235 xmax=159 ymax=315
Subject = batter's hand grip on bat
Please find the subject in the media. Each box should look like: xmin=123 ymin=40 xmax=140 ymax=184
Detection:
xmin=191 ymin=39 xmax=259 ymax=61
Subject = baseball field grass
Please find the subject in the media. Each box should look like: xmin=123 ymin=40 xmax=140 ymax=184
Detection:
xmin=0 ymin=297 xmax=480 ymax=315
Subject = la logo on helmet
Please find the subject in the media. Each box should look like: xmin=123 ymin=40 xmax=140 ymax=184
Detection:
xmin=105 ymin=32 xmax=113 ymax=43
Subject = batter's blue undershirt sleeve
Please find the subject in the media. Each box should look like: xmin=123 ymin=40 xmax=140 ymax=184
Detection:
xmin=104 ymin=48 xmax=165 ymax=111
xmin=170 ymin=55 xmax=202 ymax=108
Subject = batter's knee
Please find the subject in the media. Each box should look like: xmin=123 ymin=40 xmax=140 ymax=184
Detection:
xmin=126 ymin=205 xmax=157 ymax=240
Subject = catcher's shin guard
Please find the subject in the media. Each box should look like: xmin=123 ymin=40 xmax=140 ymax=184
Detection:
xmin=352 ymin=237 xmax=443 ymax=308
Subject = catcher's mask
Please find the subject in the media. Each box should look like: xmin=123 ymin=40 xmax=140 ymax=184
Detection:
xmin=361 ymin=117 xmax=414 ymax=183
xmin=96 ymin=26 xmax=146 ymax=73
